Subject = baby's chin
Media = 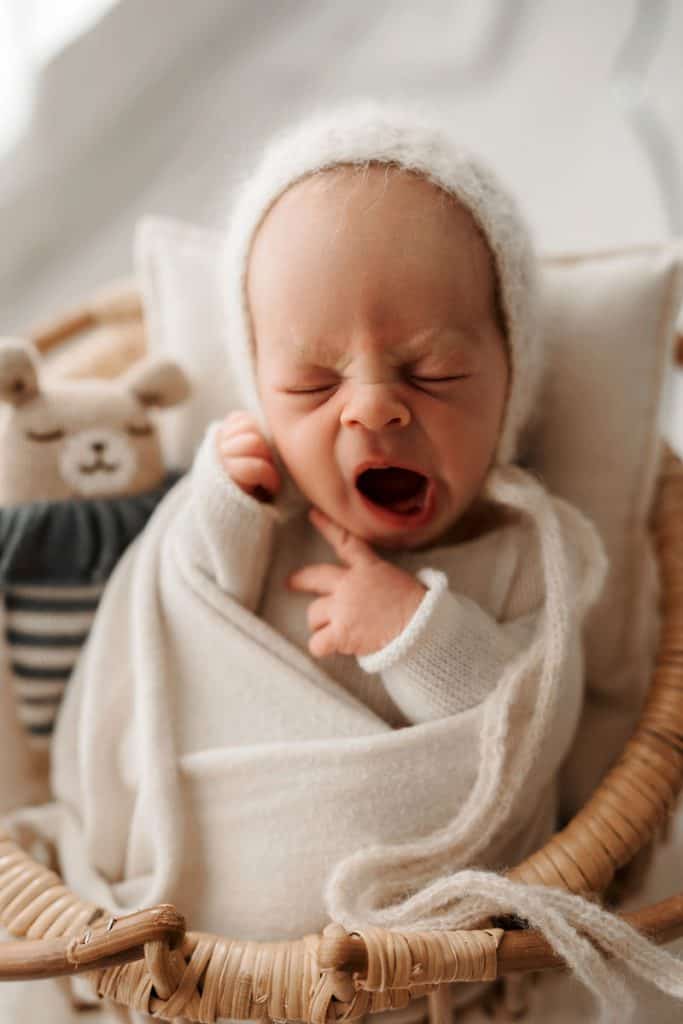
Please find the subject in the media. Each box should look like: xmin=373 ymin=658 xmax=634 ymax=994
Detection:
xmin=349 ymin=511 xmax=455 ymax=553
xmin=364 ymin=527 xmax=439 ymax=552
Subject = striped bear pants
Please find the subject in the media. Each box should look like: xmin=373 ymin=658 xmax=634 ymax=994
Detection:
xmin=4 ymin=584 xmax=102 ymax=747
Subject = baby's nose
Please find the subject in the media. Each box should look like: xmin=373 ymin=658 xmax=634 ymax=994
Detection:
xmin=340 ymin=383 xmax=410 ymax=431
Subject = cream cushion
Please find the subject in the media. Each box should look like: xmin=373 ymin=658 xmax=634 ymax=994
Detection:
xmin=135 ymin=217 xmax=683 ymax=818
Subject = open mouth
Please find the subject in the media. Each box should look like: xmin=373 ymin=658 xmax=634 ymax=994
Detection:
xmin=355 ymin=466 xmax=430 ymax=516
xmin=79 ymin=459 xmax=120 ymax=475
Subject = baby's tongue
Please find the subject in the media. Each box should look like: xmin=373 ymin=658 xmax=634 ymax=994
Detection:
xmin=390 ymin=494 xmax=424 ymax=513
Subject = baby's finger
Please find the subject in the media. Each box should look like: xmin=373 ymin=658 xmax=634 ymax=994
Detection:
xmin=287 ymin=563 xmax=345 ymax=595
xmin=220 ymin=411 xmax=261 ymax=438
xmin=219 ymin=431 xmax=272 ymax=461
xmin=309 ymin=625 xmax=337 ymax=659
xmin=228 ymin=456 xmax=280 ymax=496
xmin=308 ymin=508 xmax=376 ymax=566
xmin=307 ymin=596 xmax=332 ymax=632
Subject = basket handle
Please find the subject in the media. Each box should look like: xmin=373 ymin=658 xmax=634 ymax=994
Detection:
xmin=0 ymin=905 xmax=185 ymax=982
xmin=26 ymin=280 xmax=142 ymax=354
xmin=318 ymin=892 xmax=683 ymax=978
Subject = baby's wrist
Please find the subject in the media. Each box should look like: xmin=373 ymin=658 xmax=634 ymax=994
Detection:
xmin=358 ymin=569 xmax=448 ymax=674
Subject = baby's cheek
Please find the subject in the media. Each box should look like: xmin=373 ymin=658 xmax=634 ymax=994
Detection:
xmin=269 ymin=409 xmax=353 ymax=521
xmin=282 ymin=420 xmax=319 ymax=463
xmin=273 ymin=428 xmax=332 ymax=503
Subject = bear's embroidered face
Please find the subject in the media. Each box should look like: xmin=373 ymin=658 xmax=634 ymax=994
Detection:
xmin=58 ymin=425 xmax=140 ymax=496
xmin=0 ymin=339 xmax=190 ymax=505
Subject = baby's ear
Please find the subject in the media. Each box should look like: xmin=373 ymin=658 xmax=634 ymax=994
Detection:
xmin=0 ymin=338 xmax=40 ymax=406
xmin=124 ymin=357 xmax=191 ymax=409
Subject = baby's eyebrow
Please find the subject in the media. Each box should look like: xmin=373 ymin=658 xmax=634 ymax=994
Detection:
xmin=291 ymin=336 xmax=339 ymax=366
xmin=398 ymin=328 xmax=474 ymax=359
xmin=387 ymin=329 xmax=479 ymax=366
xmin=291 ymin=328 xmax=472 ymax=367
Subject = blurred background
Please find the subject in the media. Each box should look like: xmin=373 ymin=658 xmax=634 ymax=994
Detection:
xmin=1 ymin=0 xmax=683 ymax=328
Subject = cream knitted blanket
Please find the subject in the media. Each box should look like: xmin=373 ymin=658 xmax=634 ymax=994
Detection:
xmin=24 ymin=465 xmax=567 ymax=929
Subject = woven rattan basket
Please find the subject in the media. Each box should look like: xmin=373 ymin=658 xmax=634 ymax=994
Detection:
xmin=0 ymin=282 xmax=682 ymax=1022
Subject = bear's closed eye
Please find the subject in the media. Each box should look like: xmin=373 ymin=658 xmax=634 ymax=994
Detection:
xmin=26 ymin=428 xmax=65 ymax=442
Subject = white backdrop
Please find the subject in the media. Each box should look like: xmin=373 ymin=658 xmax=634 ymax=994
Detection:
xmin=2 ymin=1 xmax=683 ymax=321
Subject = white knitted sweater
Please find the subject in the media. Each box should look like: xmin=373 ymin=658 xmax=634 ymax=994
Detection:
xmin=182 ymin=424 xmax=591 ymax=737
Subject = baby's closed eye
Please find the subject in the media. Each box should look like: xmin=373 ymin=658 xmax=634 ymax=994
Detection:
xmin=409 ymin=373 xmax=471 ymax=385
xmin=284 ymin=383 xmax=338 ymax=395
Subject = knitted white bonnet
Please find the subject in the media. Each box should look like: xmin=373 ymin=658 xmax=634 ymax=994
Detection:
xmin=222 ymin=100 xmax=543 ymax=471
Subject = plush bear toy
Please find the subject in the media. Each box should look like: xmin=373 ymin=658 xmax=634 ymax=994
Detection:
xmin=0 ymin=338 xmax=190 ymax=745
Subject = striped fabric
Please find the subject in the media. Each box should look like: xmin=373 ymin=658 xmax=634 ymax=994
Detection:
xmin=5 ymin=583 xmax=103 ymax=745
xmin=0 ymin=473 xmax=183 ymax=746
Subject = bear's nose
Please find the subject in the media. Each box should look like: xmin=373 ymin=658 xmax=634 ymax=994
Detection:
xmin=91 ymin=441 xmax=106 ymax=453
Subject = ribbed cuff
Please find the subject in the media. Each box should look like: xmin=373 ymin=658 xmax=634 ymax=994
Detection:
xmin=357 ymin=568 xmax=449 ymax=674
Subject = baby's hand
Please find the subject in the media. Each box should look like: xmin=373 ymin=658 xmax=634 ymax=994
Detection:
xmin=216 ymin=411 xmax=281 ymax=502
xmin=286 ymin=508 xmax=427 ymax=659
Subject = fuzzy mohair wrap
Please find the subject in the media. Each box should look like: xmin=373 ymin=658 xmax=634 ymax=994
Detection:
xmin=216 ymin=103 xmax=681 ymax=1022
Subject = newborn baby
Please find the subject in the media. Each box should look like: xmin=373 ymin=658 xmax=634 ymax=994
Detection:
xmin=179 ymin=137 xmax=607 ymax=731
xmin=45 ymin=105 xmax=609 ymax=957
xmin=218 ymin=166 xmax=513 ymax=687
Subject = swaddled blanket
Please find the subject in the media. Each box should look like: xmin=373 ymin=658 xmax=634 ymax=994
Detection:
xmin=25 ymin=425 xmax=607 ymax=946
xmin=10 ymin=418 xmax=683 ymax=1024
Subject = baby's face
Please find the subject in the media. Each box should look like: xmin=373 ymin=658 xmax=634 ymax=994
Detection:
xmin=248 ymin=166 xmax=509 ymax=551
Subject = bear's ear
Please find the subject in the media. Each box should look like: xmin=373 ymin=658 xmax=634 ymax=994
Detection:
xmin=0 ymin=338 xmax=40 ymax=406
xmin=124 ymin=358 xmax=190 ymax=409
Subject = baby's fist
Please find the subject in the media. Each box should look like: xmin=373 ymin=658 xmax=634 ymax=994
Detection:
xmin=217 ymin=411 xmax=281 ymax=502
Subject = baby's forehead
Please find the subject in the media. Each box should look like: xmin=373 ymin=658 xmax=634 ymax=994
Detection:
xmin=266 ymin=163 xmax=480 ymax=234
xmin=249 ymin=163 xmax=496 ymax=296
xmin=247 ymin=162 xmax=505 ymax=354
